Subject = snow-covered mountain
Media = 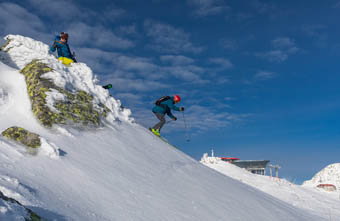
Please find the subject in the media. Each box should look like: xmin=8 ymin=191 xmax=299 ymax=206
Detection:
xmin=303 ymin=163 xmax=340 ymax=191
xmin=201 ymin=154 xmax=340 ymax=220
xmin=0 ymin=35 xmax=324 ymax=220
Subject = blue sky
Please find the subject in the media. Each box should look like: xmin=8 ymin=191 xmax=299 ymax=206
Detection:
xmin=1 ymin=0 xmax=340 ymax=183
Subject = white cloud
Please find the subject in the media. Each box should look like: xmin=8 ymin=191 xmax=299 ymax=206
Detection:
xmin=116 ymin=92 xmax=143 ymax=101
xmin=0 ymin=2 xmax=49 ymax=41
xmin=302 ymin=24 xmax=328 ymax=48
xmin=182 ymin=105 xmax=249 ymax=131
xmin=115 ymin=93 xmax=145 ymax=107
xmin=27 ymin=0 xmax=126 ymax=23
xmin=27 ymin=0 xmax=86 ymax=20
xmin=209 ymin=58 xmax=233 ymax=69
xmin=112 ymin=55 xmax=159 ymax=78
xmin=235 ymin=13 xmax=254 ymax=22
xmin=0 ymin=1 xmax=133 ymax=49
xmin=251 ymin=0 xmax=274 ymax=14
xmin=67 ymin=22 xmax=135 ymax=50
xmin=214 ymin=76 xmax=231 ymax=84
xmin=303 ymin=25 xmax=326 ymax=38
xmin=162 ymin=66 xmax=207 ymax=83
xmin=256 ymin=50 xmax=288 ymax=62
xmin=187 ymin=0 xmax=230 ymax=17
xmin=144 ymin=20 xmax=203 ymax=54
xmin=103 ymin=5 xmax=126 ymax=20
xmin=254 ymin=70 xmax=275 ymax=80
xmin=104 ymin=77 xmax=168 ymax=92
xmin=160 ymin=55 xmax=194 ymax=66
xmin=159 ymin=56 xmax=208 ymax=83
xmin=219 ymin=38 xmax=237 ymax=49
xmin=256 ymin=37 xmax=299 ymax=63
xmin=77 ymin=48 xmax=162 ymax=80
xmin=116 ymin=24 xmax=138 ymax=36
xmin=224 ymin=97 xmax=235 ymax=101
xmin=77 ymin=48 xmax=207 ymax=84
xmin=77 ymin=47 xmax=118 ymax=62
xmin=19 ymin=0 xmax=132 ymax=49
xmin=272 ymin=37 xmax=296 ymax=49
xmin=75 ymin=47 xmax=122 ymax=74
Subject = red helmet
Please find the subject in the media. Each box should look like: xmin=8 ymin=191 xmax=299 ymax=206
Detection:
xmin=174 ymin=95 xmax=181 ymax=103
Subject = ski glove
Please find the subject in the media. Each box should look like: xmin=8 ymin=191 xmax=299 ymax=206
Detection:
xmin=179 ymin=107 xmax=184 ymax=111
xmin=173 ymin=117 xmax=177 ymax=121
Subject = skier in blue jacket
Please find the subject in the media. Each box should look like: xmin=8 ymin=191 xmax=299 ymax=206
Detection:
xmin=150 ymin=95 xmax=184 ymax=136
xmin=50 ymin=32 xmax=76 ymax=66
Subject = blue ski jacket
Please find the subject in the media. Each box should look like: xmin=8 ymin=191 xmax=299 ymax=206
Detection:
xmin=152 ymin=96 xmax=180 ymax=119
xmin=50 ymin=36 xmax=74 ymax=60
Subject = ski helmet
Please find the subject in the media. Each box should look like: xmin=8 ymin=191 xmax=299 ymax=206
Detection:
xmin=174 ymin=95 xmax=181 ymax=103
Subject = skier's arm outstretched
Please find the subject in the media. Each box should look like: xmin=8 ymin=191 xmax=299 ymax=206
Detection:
xmin=166 ymin=100 xmax=184 ymax=120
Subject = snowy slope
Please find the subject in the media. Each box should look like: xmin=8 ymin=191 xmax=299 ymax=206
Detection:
xmin=303 ymin=163 xmax=340 ymax=191
xmin=0 ymin=35 xmax=324 ymax=220
xmin=201 ymin=155 xmax=340 ymax=220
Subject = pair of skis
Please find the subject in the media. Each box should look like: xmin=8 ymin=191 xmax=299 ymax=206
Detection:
xmin=148 ymin=128 xmax=182 ymax=150
xmin=149 ymin=128 xmax=169 ymax=143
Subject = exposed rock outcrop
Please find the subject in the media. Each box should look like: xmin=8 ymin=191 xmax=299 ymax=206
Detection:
xmin=0 ymin=39 xmax=11 ymax=52
xmin=0 ymin=35 xmax=113 ymax=128
xmin=0 ymin=190 xmax=41 ymax=220
xmin=20 ymin=60 xmax=108 ymax=127
xmin=1 ymin=127 xmax=41 ymax=148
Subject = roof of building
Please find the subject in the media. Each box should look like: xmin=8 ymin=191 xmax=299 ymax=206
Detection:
xmin=232 ymin=160 xmax=270 ymax=169
xmin=220 ymin=157 xmax=240 ymax=160
xmin=317 ymin=184 xmax=336 ymax=187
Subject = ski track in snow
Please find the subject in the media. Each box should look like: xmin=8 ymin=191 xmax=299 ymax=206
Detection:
xmin=0 ymin=34 xmax=329 ymax=220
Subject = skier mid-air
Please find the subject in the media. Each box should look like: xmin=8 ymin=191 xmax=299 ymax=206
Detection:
xmin=150 ymin=95 xmax=184 ymax=137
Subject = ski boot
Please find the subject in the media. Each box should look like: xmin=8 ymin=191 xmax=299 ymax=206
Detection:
xmin=149 ymin=128 xmax=160 ymax=137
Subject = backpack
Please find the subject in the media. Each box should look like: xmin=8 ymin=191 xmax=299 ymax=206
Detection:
xmin=155 ymin=96 xmax=171 ymax=106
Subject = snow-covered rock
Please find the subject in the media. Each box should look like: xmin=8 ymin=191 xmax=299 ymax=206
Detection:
xmin=303 ymin=163 xmax=340 ymax=191
xmin=0 ymin=190 xmax=39 ymax=221
xmin=200 ymin=152 xmax=221 ymax=164
xmin=0 ymin=35 xmax=132 ymax=128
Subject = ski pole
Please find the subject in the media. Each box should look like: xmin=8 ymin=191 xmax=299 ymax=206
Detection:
xmin=182 ymin=112 xmax=190 ymax=142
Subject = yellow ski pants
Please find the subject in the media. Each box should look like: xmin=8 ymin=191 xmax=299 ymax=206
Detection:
xmin=58 ymin=57 xmax=74 ymax=66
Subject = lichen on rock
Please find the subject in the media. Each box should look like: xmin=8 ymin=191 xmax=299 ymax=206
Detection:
xmin=20 ymin=60 xmax=59 ymax=127
xmin=20 ymin=59 xmax=108 ymax=128
xmin=1 ymin=127 xmax=41 ymax=148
